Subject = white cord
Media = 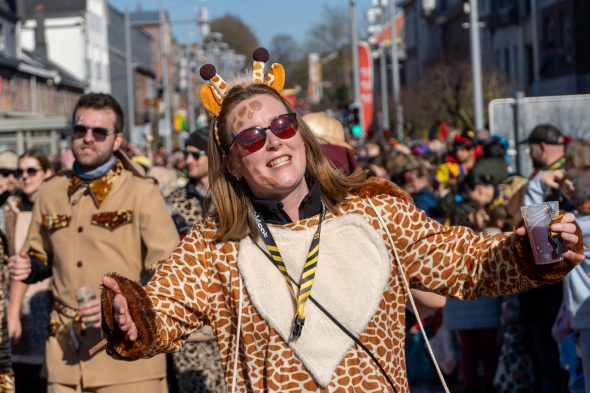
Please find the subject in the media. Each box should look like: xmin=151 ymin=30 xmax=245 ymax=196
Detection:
xmin=230 ymin=274 xmax=244 ymax=393
xmin=368 ymin=199 xmax=450 ymax=393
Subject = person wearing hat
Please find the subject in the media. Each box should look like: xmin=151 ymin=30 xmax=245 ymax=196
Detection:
xmin=165 ymin=127 xmax=224 ymax=393
xmin=518 ymin=123 xmax=570 ymax=393
xmin=302 ymin=112 xmax=359 ymax=176
xmin=167 ymin=127 xmax=214 ymax=235
xmin=521 ymin=123 xmax=567 ymax=180
xmin=7 ymin=93 xmax=178 ymax=393
xmin=436 ymin=131 xmax=479 ymax=192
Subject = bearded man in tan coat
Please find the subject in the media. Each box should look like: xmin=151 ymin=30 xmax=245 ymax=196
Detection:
xmin=8 ymin=93 xmax=178 ymax=393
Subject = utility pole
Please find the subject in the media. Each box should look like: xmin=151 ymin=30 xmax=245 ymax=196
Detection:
xmin=186 ymin=43 xmax=196 ymax=133
xmin=379 ymin=43 xmax=389 ymax=142
xmin=158 ymin=0 xmax=172 ymax=151
xmin=124 ymin=7 xmax=135 ymax=143
xmin=389 ymin=0 xmax=403 ymax=140
xmin=379 ymin=1 xmax=389 ymax=142
xmin=349 ymin=0 xmax=363 ymax=132
xmin=530 ymin=0 xmax=540 ymax=82
xmin=469 ymin=0 xmax=484 ymax=131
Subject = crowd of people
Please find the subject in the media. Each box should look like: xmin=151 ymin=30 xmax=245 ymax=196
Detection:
xmin=0 ymin=47 xmax=586 ymax=393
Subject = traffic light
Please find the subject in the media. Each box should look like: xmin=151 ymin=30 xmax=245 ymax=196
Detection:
xmin=350 ymin=107 xmax=362 ymax=138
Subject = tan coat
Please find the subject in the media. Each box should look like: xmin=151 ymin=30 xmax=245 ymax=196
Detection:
xmin=24 ymin=160 xmax=179 ymax=387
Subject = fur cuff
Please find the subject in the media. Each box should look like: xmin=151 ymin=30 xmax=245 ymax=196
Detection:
xmin=101 ymin=273 xmax=160 ymax=360
xmin=512 ymin=216 xmax=583 ymax=282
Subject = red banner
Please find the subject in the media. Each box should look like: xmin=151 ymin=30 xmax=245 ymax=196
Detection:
xmin=358 ymin=42 xmax=373 ymax=134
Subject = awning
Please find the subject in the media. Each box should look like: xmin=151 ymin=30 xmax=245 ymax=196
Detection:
xmin=0 ymin=112 xmax=68 ymax=132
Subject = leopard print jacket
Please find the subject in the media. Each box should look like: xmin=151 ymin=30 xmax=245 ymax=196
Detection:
xmin=0 ymin=232 xmax=14 ymax=392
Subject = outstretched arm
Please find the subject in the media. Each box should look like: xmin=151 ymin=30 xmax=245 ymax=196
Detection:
xmin=100 ymin=272 xmax=163 ymax=360
xmin=102 ymin=275 xmax=138 ymax=341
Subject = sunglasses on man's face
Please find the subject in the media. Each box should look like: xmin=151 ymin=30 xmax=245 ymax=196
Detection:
xmin=226 ymin=113 xmax=298 ymax=154
xmin=72 ymin=124 xmax=115 ymax=142
xmin=15 ymin=167 xmax=42 ymax=178
xmin=182 ymin=150 xmax=205 ymax=160
xmin=0 ymin=169 xmax=15 ymax=178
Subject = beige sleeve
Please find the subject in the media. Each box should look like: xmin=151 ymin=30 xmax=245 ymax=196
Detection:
xmin=138 ymin=181 xmax=179 ymax=271
xmin=22 ymin=188 xmax=51 ymax=265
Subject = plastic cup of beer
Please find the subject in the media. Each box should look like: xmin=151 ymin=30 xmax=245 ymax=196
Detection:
xmin=521 ymin=201 xmax=563 ymax=265
xmin=76 ymin=285 xmax=98 ymax=327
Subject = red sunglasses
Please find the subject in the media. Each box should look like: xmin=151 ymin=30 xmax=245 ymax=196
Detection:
xmin=226 ymin=113 xmax=298 ymax=154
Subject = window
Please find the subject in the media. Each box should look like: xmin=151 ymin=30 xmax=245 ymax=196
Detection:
xmin=543 ymin=16 xmax=554 ymax=50
xmin=0 ymin=23 xmax=4 ymax=52
xmin=504 ymin=47 xmax=510 ymax=79
xmin=559 ymin=11 xmax=567 ymax=51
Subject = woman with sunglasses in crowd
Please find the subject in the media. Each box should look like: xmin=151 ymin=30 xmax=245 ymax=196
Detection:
xmin=5 ymin=149 xmax=53 ymax=392
xmin=100 ymin=49 xmax=585 ymax=393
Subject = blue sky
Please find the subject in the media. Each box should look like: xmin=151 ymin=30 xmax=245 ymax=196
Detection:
xmin=111 ymin=0 xmax=370 ymax=48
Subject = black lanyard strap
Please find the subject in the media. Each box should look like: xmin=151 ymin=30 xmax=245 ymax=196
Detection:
xmin=254 ymin=203 xmax=325 ymax=339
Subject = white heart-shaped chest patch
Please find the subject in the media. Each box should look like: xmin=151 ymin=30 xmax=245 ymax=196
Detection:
xmin=237 ymin=213 xmax=391 ymax=386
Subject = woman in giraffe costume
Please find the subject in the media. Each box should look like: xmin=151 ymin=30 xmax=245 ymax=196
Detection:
xmin=99 ymin=48 xmax=585 ymax=392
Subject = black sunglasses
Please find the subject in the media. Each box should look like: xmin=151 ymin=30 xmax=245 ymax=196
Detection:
xmin=0 ymin=169 xmax=16 ymax=177
xmin=72 ymin=124 xmax=115 ymax=142
xmin=226 ymin=113 xmax=298 ymax=154
xmin=15 ymin=167 xmax=43 ymax=178
xmin=182 ymin=150 xmax=205 ymax=160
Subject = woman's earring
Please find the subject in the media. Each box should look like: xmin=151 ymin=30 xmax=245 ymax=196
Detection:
xmin=235 ymin=175 xmax=242 ymax=182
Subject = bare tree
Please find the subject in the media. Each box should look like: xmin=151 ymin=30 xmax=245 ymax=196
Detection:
xmin=305 ymin=6 xmax=350 ymax=54
xmin=269 ymin=34 xmax=300 ymax=87
xmin=210 ymin=14 xmax=259 ymax=58
xmin=402 ymin=60 xmax=508 ymax=138
xmin=303 ymin=5 xmax=353 ymax=109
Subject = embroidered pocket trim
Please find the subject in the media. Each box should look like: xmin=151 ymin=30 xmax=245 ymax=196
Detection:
xmin=91 ymin=210 xmax=133 ymax=231
xmin=42 ymin=214 xmax=71 ymax=232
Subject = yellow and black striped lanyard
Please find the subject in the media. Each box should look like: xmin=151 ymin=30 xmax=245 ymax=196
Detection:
xmin=254 ymin=202 xmax=326 ymax=340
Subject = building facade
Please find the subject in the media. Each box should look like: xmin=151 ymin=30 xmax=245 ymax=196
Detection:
xmin=108 ymin=5 xmax=157 ymax=145
xmin=20 ymin=0 xmax=111 ymax=93
xmin=401 ymin=0 xmax=590 ymax=96
xmin=0 ymin=0 xmax=84 ymax=155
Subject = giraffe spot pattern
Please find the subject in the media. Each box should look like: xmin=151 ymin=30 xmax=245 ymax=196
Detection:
xmin=144 ymin=193 xmax=567 ymax=392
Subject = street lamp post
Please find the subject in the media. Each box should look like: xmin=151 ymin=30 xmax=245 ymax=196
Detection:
xmin=349 ymin=0 xmax=363 ymax=131
xmin=469 ymin=0 xmax=484 ymax=131
xmin=378 ymin=1 xmax=389 ymax=142
xmin=389 ymin=0 xmax=403 ymax=140
xmin=158 ymin=0 xmax=172 ymax=151
xmin=124 ymin=7 xmax=136 ymax=143
xmin=186 ymin=43 xmax=196 ymax=133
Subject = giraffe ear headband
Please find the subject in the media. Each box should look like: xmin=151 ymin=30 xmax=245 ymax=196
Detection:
xmin=199 ymin=47 xmax=286 ymax=153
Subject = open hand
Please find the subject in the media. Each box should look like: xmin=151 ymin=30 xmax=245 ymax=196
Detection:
xmin=101 ymin=276 xmax=138 ymax=341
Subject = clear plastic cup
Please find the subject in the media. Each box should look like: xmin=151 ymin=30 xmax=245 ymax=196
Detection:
xmin=76 ymin=285 xmax=98 ymax=327
xmin=521 ymin=201 xmax=563 ymax=265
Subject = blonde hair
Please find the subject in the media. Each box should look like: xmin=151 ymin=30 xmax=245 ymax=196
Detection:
xmin=208 ymin=83 xmax=366 ymax=241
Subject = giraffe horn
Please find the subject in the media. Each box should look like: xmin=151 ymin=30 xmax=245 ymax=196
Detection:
xmin=252 ymin=47 xmax=269 ymax=84
xmin=199 ymin=64 xmax=228 ymax=101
